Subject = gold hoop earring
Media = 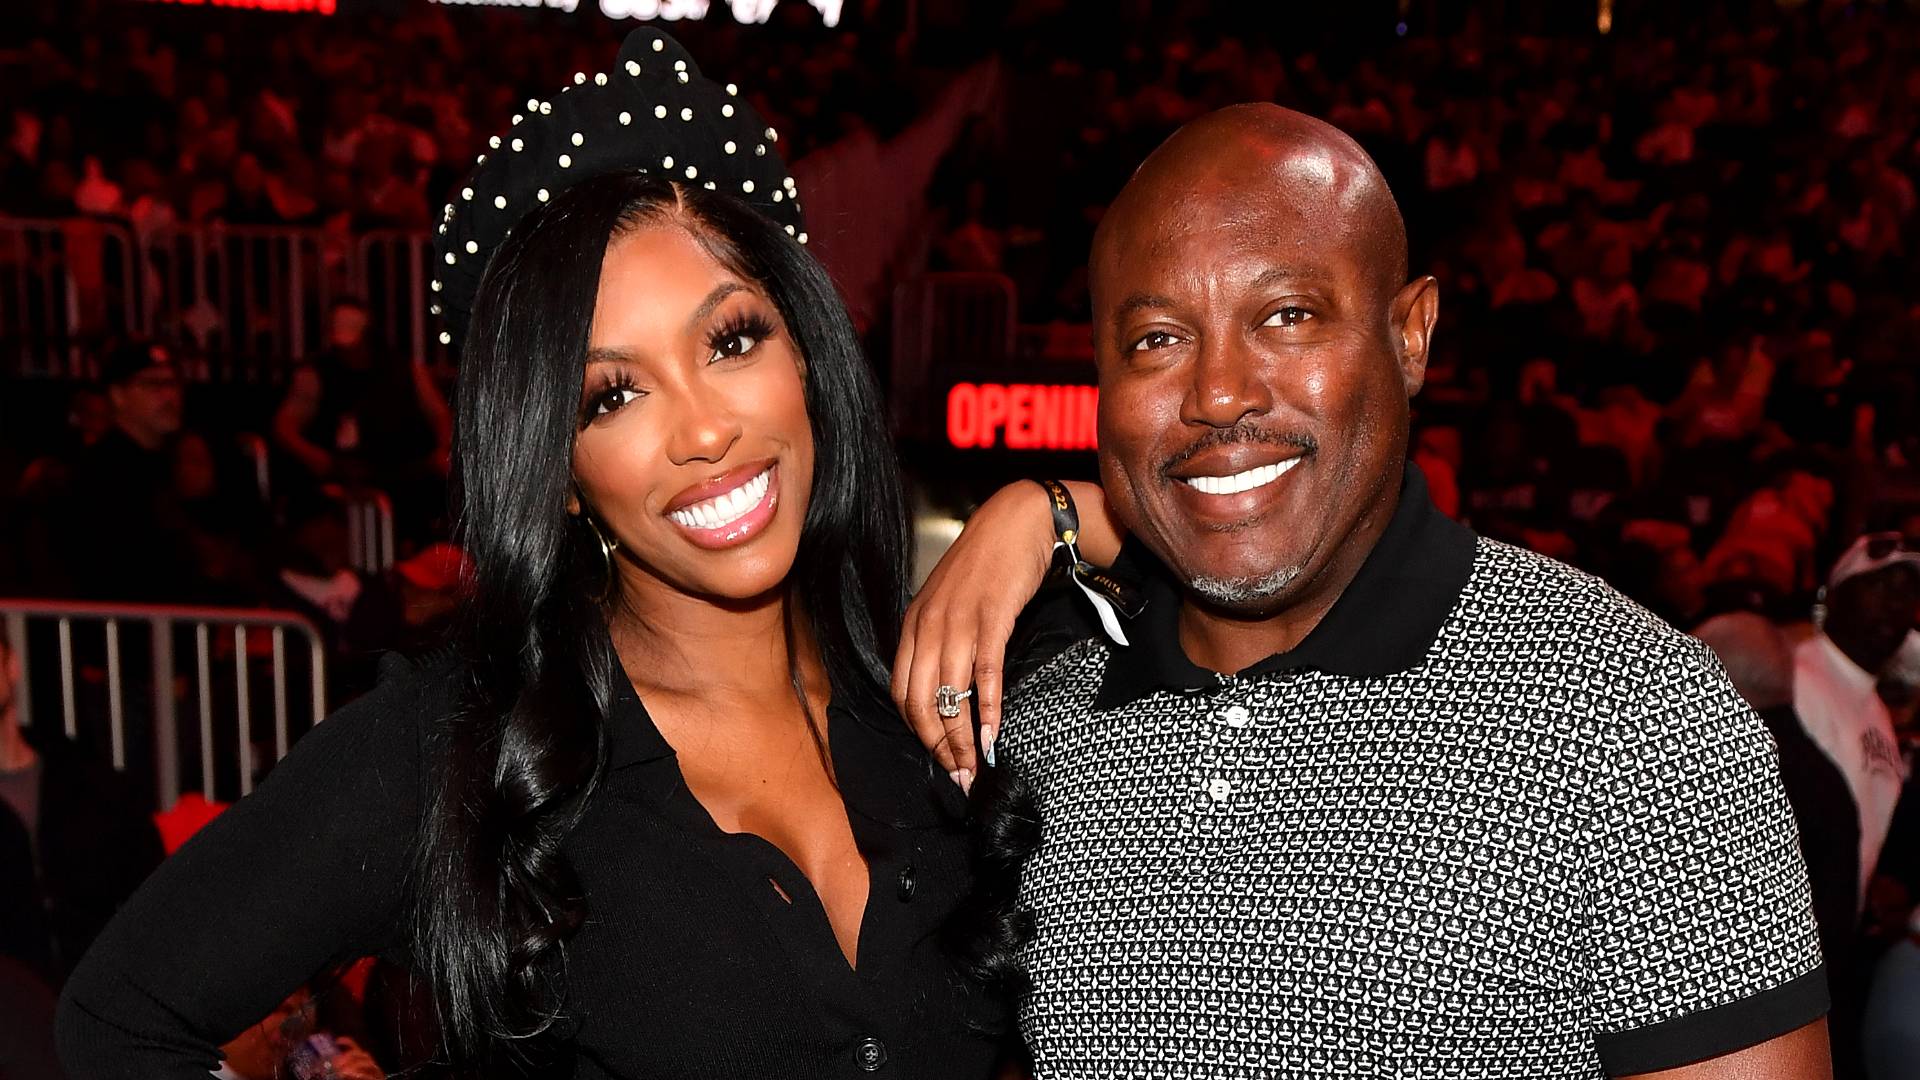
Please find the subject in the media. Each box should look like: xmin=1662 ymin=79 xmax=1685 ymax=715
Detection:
xmin=584 ymin=515 xmax=619 ymax=598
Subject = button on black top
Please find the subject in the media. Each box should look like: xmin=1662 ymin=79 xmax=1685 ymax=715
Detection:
xmin=855 ymin=1036 xmax=888 ymax=1071
xmin=896 ymin=863 xmax=917 ymax=901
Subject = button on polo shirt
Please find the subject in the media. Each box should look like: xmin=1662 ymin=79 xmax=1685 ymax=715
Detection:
xmin=1000 ymin=465 xmax=1827 ymax=1078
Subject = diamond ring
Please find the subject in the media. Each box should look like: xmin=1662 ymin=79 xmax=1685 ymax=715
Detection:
xmin=935 ymin=684 xmax=974 ymax=719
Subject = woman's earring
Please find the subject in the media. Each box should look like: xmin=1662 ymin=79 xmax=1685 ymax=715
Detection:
xmin=584 ymin=515 xmax=619 ymax=599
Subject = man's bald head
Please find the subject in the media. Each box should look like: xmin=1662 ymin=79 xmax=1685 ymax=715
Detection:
xmin=1086 ymin=102 xmax=1438 ymax=627
xmin=1093 ymin=104 xmax=1409 ymax=310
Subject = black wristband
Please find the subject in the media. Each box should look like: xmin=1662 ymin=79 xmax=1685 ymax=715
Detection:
xmin=1034 ymin=478 xmax=1081 ymax=547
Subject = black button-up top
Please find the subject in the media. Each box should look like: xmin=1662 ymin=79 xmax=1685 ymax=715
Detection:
xmin=56 ymin=656 xmax=1006 ymax=1079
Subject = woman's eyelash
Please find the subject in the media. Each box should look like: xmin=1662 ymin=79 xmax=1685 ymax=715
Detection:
xmin=707 ymin=312 xmax=777 ymax=358
xmin=581 ymin=373 xmax=642 ymax=425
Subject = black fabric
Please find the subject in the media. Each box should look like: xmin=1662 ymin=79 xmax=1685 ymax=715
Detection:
xmin=56 ymin=654 xmax=1004 ymax=1079
xmin=1093 ymin=464 xmax=1479 ymax=709
xmin=0 ymin=955 xmax=64 ymax=1080
xmin=1760 ymin=707 xmax=1863 ymax=1000
xmin=61 ymin=430 xmax=202 ymax=603
xmin=434 ymin=27 xmax=806 ymax=342
xmin=0 ymin=733 xmax=164 ymax=985
xmin=1593 ymin=965 xmax=1831 ymax=1076
xmin=301 ymin=345 xmax=438 ymax=472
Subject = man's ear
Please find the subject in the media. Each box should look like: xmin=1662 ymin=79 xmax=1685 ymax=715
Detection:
xmin=1390 ymin=275 xmax=1440 ymax=398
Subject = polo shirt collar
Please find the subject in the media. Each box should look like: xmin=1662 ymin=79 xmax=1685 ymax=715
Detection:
xmin=1094 ymin=463 xmax=1478 ymax=711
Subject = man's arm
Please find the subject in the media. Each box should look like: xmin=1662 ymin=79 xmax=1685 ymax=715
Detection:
xmin=409 ymin=357 xmax=454 ymax=467
xmin=1621 ymin=1019 xmax=1829 ymax=1079
xmin=271 ymin=366 xmax=334 ymax=477
xmin=1585 ymin=635 xmax=1830 ymax=1076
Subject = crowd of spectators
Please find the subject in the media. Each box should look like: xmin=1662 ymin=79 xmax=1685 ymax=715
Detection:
xmin=0 ymin=1 xmax=923 ymax=234
xmin=920 ymin=1 xmax=1920 ymax=635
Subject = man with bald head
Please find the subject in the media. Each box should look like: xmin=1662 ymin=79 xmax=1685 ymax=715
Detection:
xmin=921 ymin=105 xmax=1830 ymax=1077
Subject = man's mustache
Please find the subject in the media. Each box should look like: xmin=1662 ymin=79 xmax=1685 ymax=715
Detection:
xmin=1159 ymin=423 xmax=1318 ymax=480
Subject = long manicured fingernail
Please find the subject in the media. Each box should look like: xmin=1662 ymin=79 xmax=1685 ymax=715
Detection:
xmin=949 ymin=769 xmax=966 ymax=791
xmin=953 ymin=768 xmax=974 ymax=795
xmin=981 ymin=726 xmax=997 ymax=768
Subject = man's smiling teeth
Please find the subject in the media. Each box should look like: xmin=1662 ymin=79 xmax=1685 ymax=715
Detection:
xmin=669 ymin=469 xmax=770 ymax=530
xmin=1180 ymin=457 xmax=1300 ymax=496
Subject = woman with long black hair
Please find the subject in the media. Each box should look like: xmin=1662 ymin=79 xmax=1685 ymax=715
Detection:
xmin=56 ymin=29 xmax=1005 ymax=1079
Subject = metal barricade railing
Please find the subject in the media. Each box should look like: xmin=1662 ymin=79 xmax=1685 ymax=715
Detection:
xmin=3 ymin=219 xmax=450 ymax=378
xmin=890 ymin=272 xmax=1017 ymax=439
xmin=0 ymin=217 xmax=141 ymax=378
xmin=344 ymin=489 xmax=396 ymax=574
xmin=357 ymin=230 xmax=456 ymax=375
xmin=138 ymin=224 xmax=353 ymax=382
xmin=1 ymin=599 xmax=327 ymax=810
xmin=237 ymin=431 xmax=273 ymax=502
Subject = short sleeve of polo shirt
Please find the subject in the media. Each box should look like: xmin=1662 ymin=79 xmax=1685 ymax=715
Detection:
xmin=1583 ymin=637 xmax=1828 ymax=1074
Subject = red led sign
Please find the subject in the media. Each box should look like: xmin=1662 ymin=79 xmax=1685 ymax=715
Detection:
xmin=139 ymin=0 xmax=337 ymax=9
xmin=946 ymin=383 xmax=1099 ymax=451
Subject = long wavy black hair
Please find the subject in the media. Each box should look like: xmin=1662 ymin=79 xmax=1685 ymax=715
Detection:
xmin=409 ymin=170 xmax=909 ymax=1073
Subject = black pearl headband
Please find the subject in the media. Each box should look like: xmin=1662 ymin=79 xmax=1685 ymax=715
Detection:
xmin=430 ymin=27 xmax=807 ymax=344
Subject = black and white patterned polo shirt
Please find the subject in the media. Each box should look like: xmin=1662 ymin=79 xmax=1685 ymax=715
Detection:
xmin=999 ymin=467 xmax=1827 ymax=1078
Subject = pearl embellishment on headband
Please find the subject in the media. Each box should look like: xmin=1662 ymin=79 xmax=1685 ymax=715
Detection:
xmin=436 ymin=29 xmax=806 ymax=345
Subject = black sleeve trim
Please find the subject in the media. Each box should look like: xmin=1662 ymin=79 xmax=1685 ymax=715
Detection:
xmin=1595 ymin=964 xmax=1830 ymax=1076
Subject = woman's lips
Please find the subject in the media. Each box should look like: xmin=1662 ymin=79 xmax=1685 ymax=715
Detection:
xmin=665 ymin=463 xmax=779 ymax=549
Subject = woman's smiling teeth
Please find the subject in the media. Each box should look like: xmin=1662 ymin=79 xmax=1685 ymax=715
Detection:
xmin=1179 ymin=457 xmax=1300 ymax=496
xmin=670 ymin=468 xmax=771 ymax=530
